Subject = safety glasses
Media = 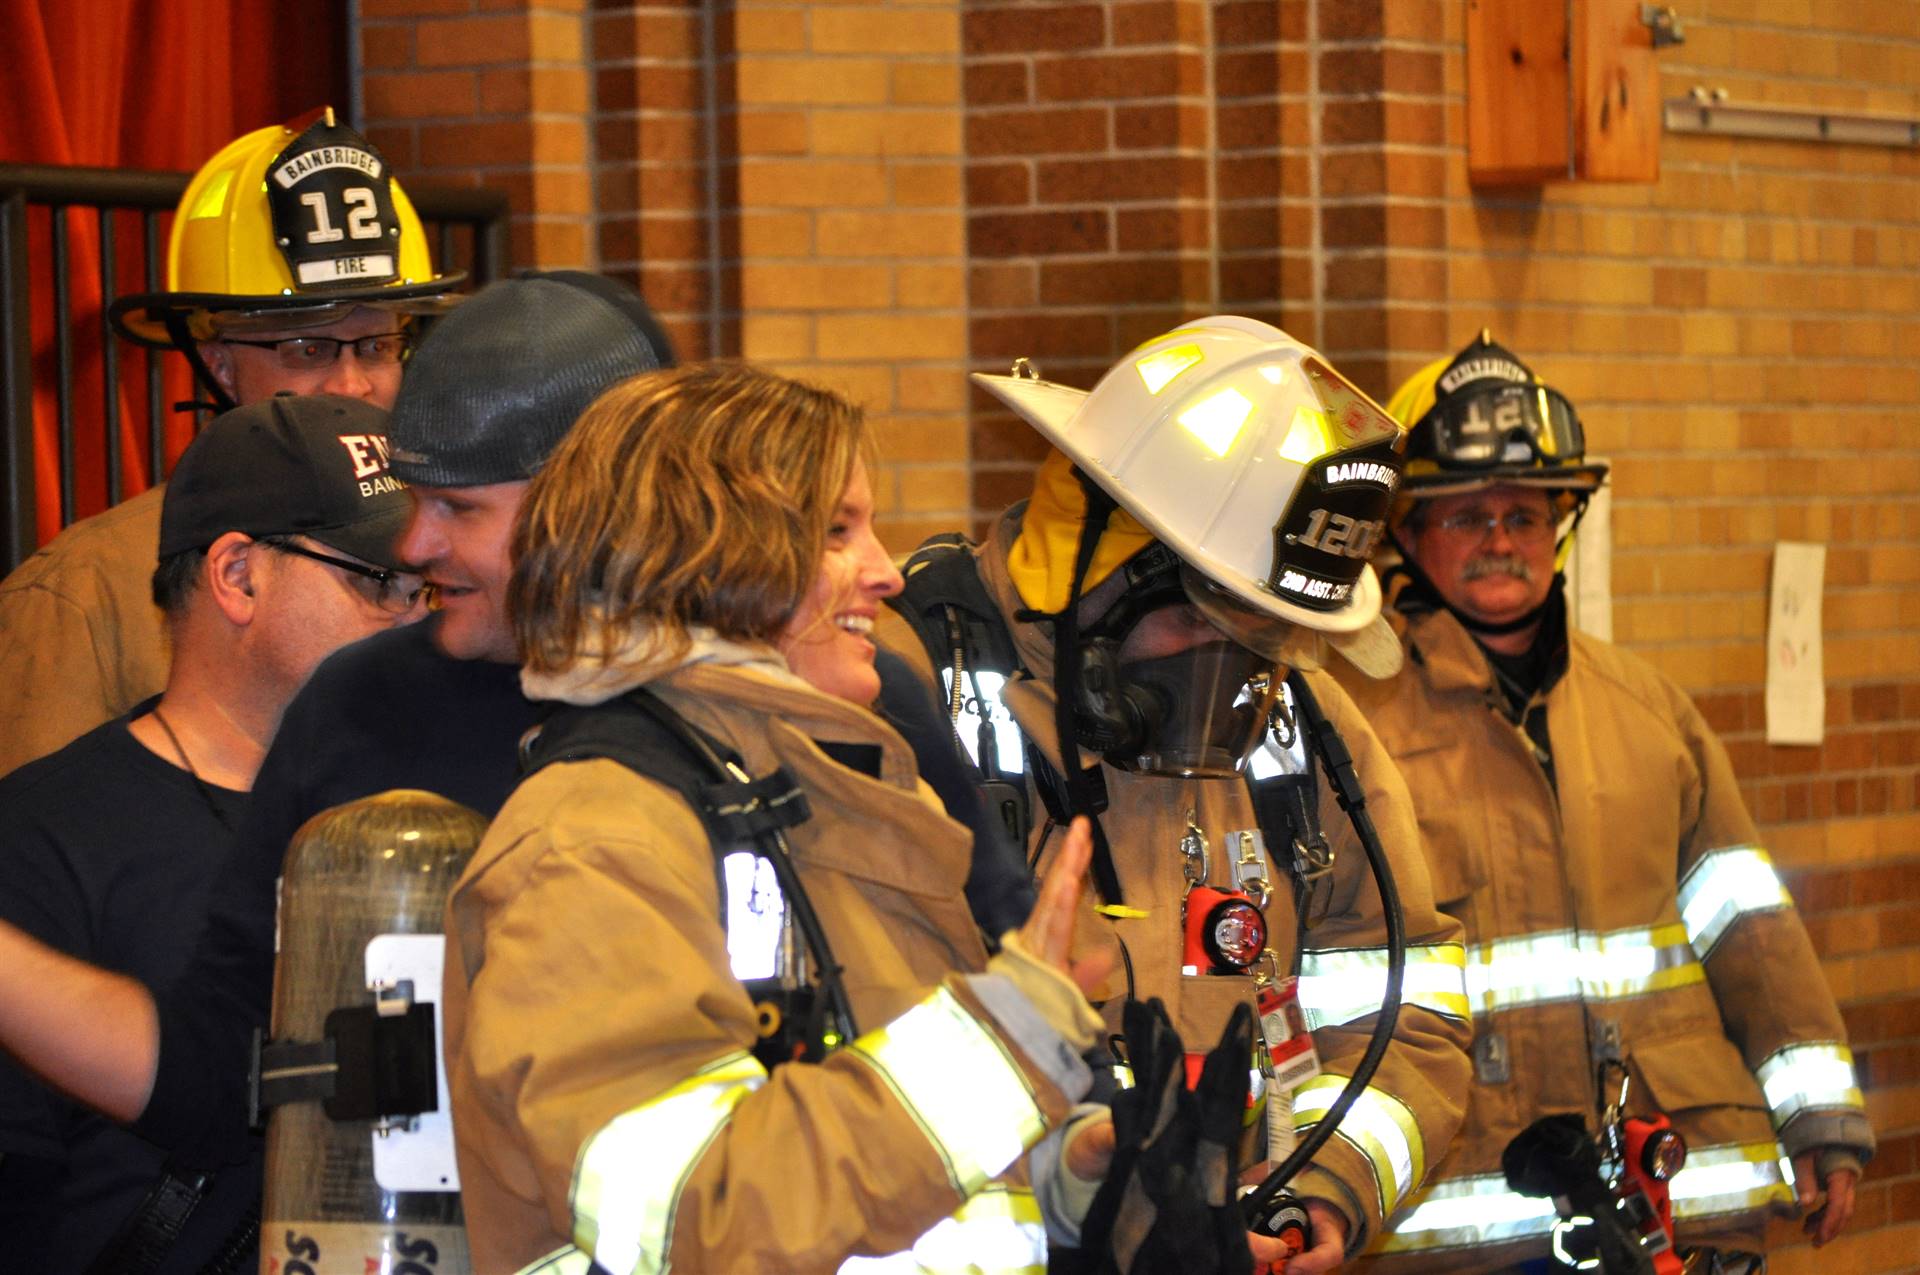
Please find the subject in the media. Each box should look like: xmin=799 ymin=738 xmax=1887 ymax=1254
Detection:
xmin=218 ymin=330 xmax=411 ymax=371
xmin=262 ymin=539 xmax=430 ymax=614
xmin=1417 ymin=381 xmax=1584 ymax=469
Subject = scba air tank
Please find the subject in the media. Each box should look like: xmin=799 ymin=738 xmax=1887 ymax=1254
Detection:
xmin=259 ymin=790 xmax=487 ymax=1275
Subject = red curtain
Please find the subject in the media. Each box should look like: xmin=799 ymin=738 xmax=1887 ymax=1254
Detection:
xmin=0 ymin=0 xmax=346 ymax=544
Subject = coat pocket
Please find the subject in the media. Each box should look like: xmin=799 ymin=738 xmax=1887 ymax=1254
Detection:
xmin=1630 ymin=1032 xmax=1767 ymax=1114
xmin=1412 ymin=799 xmax=1492 ymax=908
xmin=1390 ymin=728 xmax=1490 ymax=908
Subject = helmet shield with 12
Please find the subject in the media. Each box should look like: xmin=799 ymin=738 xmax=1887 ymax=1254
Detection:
xmin=111 ymin=108 xmax=463 ymax=350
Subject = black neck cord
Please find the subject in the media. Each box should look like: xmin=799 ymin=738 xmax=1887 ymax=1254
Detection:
xmin=1241 ymin=670 xmax=1406 ymax=1217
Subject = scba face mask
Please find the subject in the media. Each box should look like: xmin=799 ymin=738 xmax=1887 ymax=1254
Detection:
xmin=1072 ymin=544 xmax=1282 ymax=779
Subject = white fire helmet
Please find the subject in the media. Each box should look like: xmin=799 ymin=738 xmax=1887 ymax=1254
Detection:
xmin=974 ymin=316 xmax=1408 ymax=677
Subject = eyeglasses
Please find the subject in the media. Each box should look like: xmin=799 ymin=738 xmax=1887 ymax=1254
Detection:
xmin=262 ymin=539 xmax=430 ymax=613
xmin=218 ymin=331 xmax=411 ymax=371
xmin=1431 ymin=507 xmax=1556 ymax=546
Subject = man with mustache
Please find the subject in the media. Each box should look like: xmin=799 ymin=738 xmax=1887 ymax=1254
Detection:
xmin=1331 ymin=334 xmax=1872 ymax=1272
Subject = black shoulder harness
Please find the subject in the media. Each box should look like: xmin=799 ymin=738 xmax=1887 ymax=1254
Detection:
xmin=521 ymin=688 xmax=856 ymax=1064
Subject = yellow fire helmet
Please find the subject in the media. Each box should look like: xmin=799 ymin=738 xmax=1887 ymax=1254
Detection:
xmin=1388 ymin=331 xmax=1608 ymax=498
xmin=975 ymin=316 xmax=1409 ymax=677
xmin=110 ymin=107 xmax=463 ymax=350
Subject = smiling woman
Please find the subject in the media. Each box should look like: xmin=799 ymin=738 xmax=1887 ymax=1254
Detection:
xmin=509 ymin=363 xmax=879 ymax=683
xmin=442 ymin=361 xmax=1110 ymax=1273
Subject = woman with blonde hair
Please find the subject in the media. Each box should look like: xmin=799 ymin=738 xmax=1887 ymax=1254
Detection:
xmin=441 ymin=362 xmax=1108 ymax=1274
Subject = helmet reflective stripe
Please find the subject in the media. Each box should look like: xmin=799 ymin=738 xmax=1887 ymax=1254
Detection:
xmin=838 ymin=1185 xmax=1047 ymax=1274
xmin=1291 ymin=1074 xmax=1426 ymax=1219
xmin=1756 ymin=1042 xmax=1866 ymax=1128
xmin=570 ymin=1051 xmax=768 ymax=1275
xmin=848 ymin=986 xmax=1047 ymax=1194
xmin=1298 ymin=943 xmax=1471 ymax=1029
xmin=721 ymin=850 xmax=786 ymax=981
xmin=1466 ymin=924 xmax=1706 ymax=1015
xmin=1376 ymin=1141 xmax=1793 ymax=1253
xmin=941 ymin=668 xmax=1025 ymax=776
xmin=1678 ymin=846 xmax=1791 ymax=958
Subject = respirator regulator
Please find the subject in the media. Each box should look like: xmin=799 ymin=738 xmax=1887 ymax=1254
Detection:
xmin=1070 ymin=543 xmax=1281 ymax=781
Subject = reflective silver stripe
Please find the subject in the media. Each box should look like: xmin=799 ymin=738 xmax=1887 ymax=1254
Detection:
xmin=515 ymin=1245 xmax=596 ymax=1275
xmin=1292 ymin=1074 xmax=1426 ymax=1218
xmin=571 ymin=1051 xmax=767 ymax=1275
xmin=722 ymin=850 xmax=786 ymax=981
xmin=1668 ymin=1142 xmax=1797 ymax=1218
xmin=943 ymin=669 xmax=1026 ymax=776
xmin=1756 ymin=1041 xmax=1866 ymax=1128
xmin=1373 ymin=1173 xmax=1559 ymax=1252
xmin=1678 ymin=845 xmax=1790 ymax=958
xmin=1298 ymin=943 xmax=1471 ymax=1029
xmin=1466 ymin=924 xmax=1705 ymax=1015
xmin=1377 ymin=1141 xmax=1794 ymax=1253
xmin=1247 ymin=694 xmax=1311 ymax=780
xmin=849 ymin=985 xmax=1047 ymax=1194
xmin=838 ymin=1185 xmax=1047 ymax=1274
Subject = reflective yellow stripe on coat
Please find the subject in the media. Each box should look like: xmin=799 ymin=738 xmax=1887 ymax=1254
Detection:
xmin=1298 ymin=943 xmax=1471 ymax=1029
xmin=1466 ymin=924 xmax=1705 ymax=1015
xmin=559 ymin=985 xmax=1043 ymax=1275
xmin=838 ymin=1185 xmax=1047 ymax=1274
xmin=1678 ymin=845 xmax=1790 ymax=958
xmin=1757 ymin=1041 xmax=1866 ymax=1129
xmin=1292 ymin=1073 xmax=1427 ymax=1218
xmin=1375 ymin=1141 xmax=1795 ymax=1254
xmin=571 ymin=1051 xmax=767 ymax=1275
xmin=522 ymin=1188 xmax=1046 ymax=1275
xmin=847 ymin=984 xmax=1048 ymax=1194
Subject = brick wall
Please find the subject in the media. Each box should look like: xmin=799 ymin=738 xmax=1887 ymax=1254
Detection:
xmin=358 ymin=1 xmax=1919 ymax=1265
xmin=360 ymin=0 xmax=594 ymax=269
xmin=1351 ymin=7 xmax=1920 ymax=1266
xmin=722 ymin=0 xmax=973 ymax=548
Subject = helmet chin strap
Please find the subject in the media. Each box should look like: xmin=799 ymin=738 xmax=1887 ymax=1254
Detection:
xmin=1011 ymin=467 xmax=1126 ymax=905
xmin=161 ymin=312 xmax=239 ymax=415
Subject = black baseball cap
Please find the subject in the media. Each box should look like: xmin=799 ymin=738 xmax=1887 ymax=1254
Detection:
xmin=158 ymin=394 xmax=412 ymax=569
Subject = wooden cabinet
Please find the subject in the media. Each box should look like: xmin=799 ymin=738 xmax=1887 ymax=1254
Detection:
xmin=1467 ymin=0 xmax=1664 ymax=185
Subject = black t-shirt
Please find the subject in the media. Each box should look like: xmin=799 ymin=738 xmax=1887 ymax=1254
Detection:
xmin=136 ymin=617 xmax=1034 ymax=1162
xmin=0 ymin=704 xmax=258 ymax=1272
xmin=136 ymin=618 xmax=535 ymax=1161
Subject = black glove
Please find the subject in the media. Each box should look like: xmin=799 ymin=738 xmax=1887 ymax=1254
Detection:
xmin=1061 ymin=997 xmax=1255 ymax=1275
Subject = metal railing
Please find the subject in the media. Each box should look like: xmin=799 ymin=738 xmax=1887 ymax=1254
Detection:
xmin=0 ymin=163 xmax=509 ymax=570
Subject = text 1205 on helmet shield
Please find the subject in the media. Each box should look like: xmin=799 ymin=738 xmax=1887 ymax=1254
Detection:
xmin=1269 ymin=436 xmax=1402 ymax=613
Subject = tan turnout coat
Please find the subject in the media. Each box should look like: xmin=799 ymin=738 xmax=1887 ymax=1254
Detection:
xmin=0 ymin=486 xmax=169 ymax=775
xmin=443 ymin=659 xmax=1081 ymax=1274
xmin=1332 ymin=595 xmax=1873 ymax=1268
xmin=877 ymin=510 xmax=1475 ymax=1254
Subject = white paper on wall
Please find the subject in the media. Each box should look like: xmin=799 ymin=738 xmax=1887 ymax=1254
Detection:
xmin=1765 ymin=541 xmax=1826 ymax=746
xmin=1564 ymin=465 xmax=1612 ymax=641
